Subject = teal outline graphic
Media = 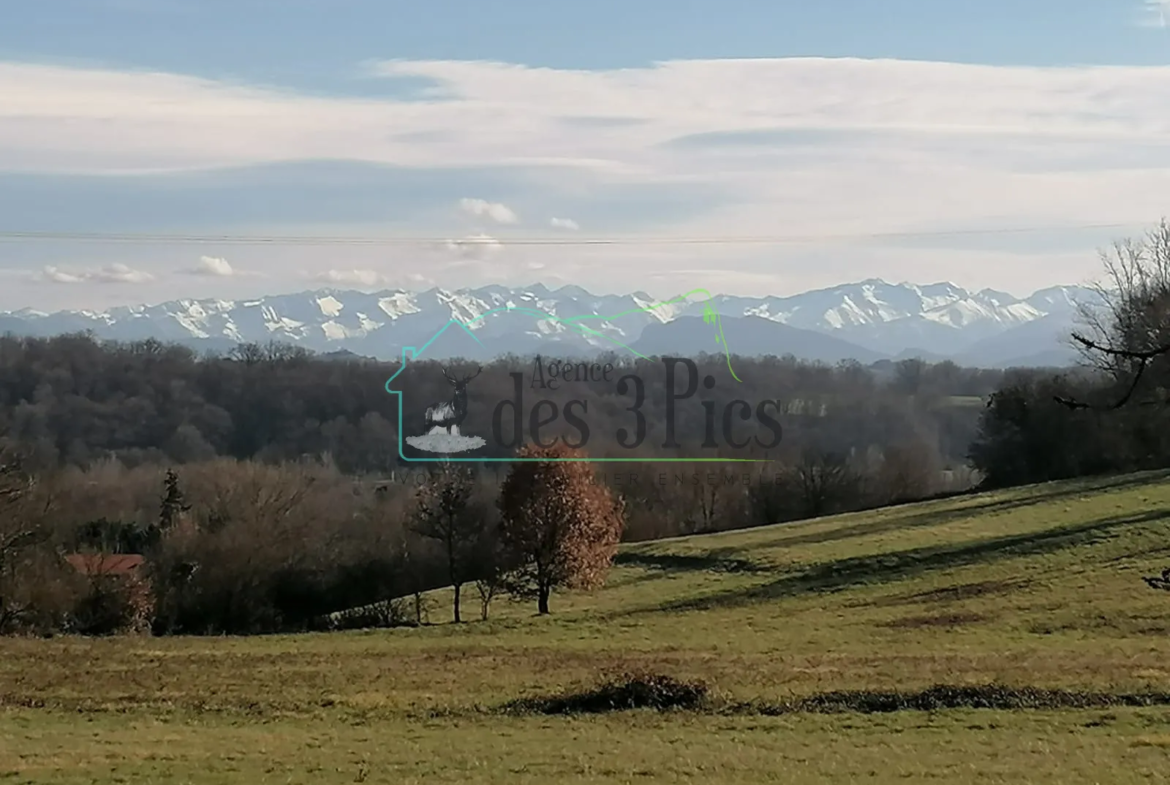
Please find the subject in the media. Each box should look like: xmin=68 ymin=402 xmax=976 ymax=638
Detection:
xmin=384 ymin=289 xmax=770 ymax=463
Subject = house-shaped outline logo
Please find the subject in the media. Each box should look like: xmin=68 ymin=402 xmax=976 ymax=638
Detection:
xmin=385 ymin=318 xmax=489 ymax=459
xmin=384 ymin=291 xmax=749 ymax=463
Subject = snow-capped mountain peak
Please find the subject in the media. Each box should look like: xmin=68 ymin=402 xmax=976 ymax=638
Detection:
xmin=0 ymin=280 xmax=1102 ymax=367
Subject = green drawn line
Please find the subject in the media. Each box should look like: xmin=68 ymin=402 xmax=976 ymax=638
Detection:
xmin=385 ymin=288 xmax=756 ymax=461
xmin=449 ymin=288 xmax=741 ymax=382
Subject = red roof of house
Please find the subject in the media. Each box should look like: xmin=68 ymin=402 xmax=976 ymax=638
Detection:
xmin=65 ymin=553 xmax=145 ymax=576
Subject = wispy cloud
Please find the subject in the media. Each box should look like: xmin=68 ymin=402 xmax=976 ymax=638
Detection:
xmin=550 ymin=217 xmax=580 ymax=230
xmin=7 ymin=55 xmax=1170 ymax=298
xmin=1141 ymin=0 xmax=1169 ymax=27
xmin=9 ymin=57 xmax=1170 ymax=177
xmin=40 ymin=267 xmax=88 ymax=284
xmin=445 ymin=233 xmax=504 ymax=260
xmin=312 ymin=269 xmax=389 ymax=287
xmin=185 ymin=255 xmax=235 ymax=277
xmin=459 ymin=197 xmax=518 ymax=224
xmin=93 ymin=264 xmax=155 ymax=284
xmin=37 ymin=263 xmax=154 ymax=284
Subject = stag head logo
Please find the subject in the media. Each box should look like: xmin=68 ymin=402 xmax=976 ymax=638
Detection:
xmin=406 ymin=365 xmax=487 ymax=455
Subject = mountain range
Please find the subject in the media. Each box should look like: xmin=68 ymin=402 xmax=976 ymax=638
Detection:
xmin=0 ymin=279 xmax=1101 ymax=368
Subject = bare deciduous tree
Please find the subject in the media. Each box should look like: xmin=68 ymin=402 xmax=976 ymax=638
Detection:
xmin=410 ymin=461 xmax=486 ymax=623
xmin=786 ymin=447 xmax=859 ymax=519
xmin=690 ymin=479 xmax=720 ymax=534
xmin=873 ymin=439 xmax=941 ymax=505
xmin=1056 ymin=219 xmax=1170 ymax=411
xmin=0 ymin=449 xmax=60 ymax=633
xmin=474 ymin=545 xmax=504 ymax=621
xmin=1048 ymin=220 xmax=1170 ymax=593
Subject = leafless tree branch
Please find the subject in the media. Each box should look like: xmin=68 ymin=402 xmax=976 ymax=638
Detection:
xmin=1053 ymin=333 xmax=1170 ymax=410
xmin=1055 ymin=220 xmax=1170 ymax=411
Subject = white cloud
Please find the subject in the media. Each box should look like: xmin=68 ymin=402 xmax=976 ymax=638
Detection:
xmin=180 ymin=255 xmax=266 ymax=278
xmin=459 ymin=197 xmax=518 ymax=224
xmin=444 ymin=233 xmax=504 ymax=260
xmin=186 ymin=255 xmax=235 ymax=276
xmin=8 ymin=55 xmax=1170 ymax=297
xmin=37 ymin=263 xmax=153 ymax=284
xmin=92 ymin=263 xmax=154 ymax=284
xmin=550 ymin=217 xmax=580 ymax=230
xmin=9 ymin=57 xmax=1170 ymax=180
xmin=295 ymin=267 xmax=439 ymax=291
xmin=39 ymin=266 xmax=87 ymax=284
xmin=312 ymin=269 xmax=388 ymax=287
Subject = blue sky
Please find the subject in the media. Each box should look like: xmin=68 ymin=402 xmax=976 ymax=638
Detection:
xmin=2 ymin=0 xmax=1170 ymax=311
xmin=7 ymin=0 xmax=1170 ymax=76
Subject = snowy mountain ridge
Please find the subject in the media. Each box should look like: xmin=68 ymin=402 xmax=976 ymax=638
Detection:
xmin=0 ymin=279 xmax=1102 ymax=368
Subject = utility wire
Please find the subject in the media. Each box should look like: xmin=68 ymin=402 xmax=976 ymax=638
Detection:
xmin=0 ymin=222 xmax=1142 ymax=246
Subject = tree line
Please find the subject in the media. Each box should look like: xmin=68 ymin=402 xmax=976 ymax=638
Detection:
xmin=0 ymin=424 xmax=973 ymax=637
xmin=29 ymin=229 xmax=1170 ymax=637
xmin=969 ymin=220 xmax=1170 ymax=489
xmin=0 ymin=331 xmax=1003 ymax=637
xmin=0 ymin=440 xmax=626 ymax=636
xmin=0 ymin=332 xmax=1001 ymax=474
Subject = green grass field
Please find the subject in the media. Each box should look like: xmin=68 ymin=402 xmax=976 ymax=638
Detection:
xmin=5 ymin=470 xmax=1170 ymax=783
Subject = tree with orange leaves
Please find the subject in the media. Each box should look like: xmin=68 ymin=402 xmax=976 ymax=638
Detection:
xmin=497 ymin=443 xmax=624 ymax=614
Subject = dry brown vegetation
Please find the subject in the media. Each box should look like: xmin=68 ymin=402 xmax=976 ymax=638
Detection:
xmin=0 ymin=437 xmax=638 ymax=635
xmin=498 ymin=443 xmax=625 ymax=614
xmin=0 ymin=448 xmax=447 ymax=636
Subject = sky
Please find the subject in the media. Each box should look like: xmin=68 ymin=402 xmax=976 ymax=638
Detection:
xmin=3 ymin=0 xmax=1170 ymax=312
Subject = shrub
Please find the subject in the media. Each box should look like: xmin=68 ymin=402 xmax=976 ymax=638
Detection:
xmin=504 ymin=671 xmax=710 ymax=714
xmin=69 ymin=573 xmax=154 ymax=636
xmin=321 ymin=598 xmax=414 ymax=631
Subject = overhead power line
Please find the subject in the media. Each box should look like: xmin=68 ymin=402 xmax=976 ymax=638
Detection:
xmin=0 ymin=222 xmax=1142 ymax=246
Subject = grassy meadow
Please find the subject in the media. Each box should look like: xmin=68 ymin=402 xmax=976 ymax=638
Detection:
xmin=4 ymin=469 xmax=1170 ymax=783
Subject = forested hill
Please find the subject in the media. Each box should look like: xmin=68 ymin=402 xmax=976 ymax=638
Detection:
xmin=0 ymin=333 xmax=1005 ymax=474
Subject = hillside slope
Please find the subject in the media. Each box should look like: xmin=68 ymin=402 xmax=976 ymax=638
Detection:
xmin=631 ymin=314 xmax=886 ymax=363
xmin=5 ymin=470 xmax=1170 ymax=784
xmin=420 ymin=469 xmax=1170 ymax=692
xmin=13 ymin=469 xmax=1170 ymax=704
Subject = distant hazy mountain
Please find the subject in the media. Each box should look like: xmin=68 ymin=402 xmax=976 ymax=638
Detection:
xmin=955 ymin=314 xmax=1082 ymax=369
xmin=632 ymin=315 xmax=885 ymax=364
xmin=0 ymin=279 xmax=1103 ymax=368
xmin=994 ymin=349 xmax=1082 ymax=369
xmin=702 ymin=280 xmax=1080 ymax=355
